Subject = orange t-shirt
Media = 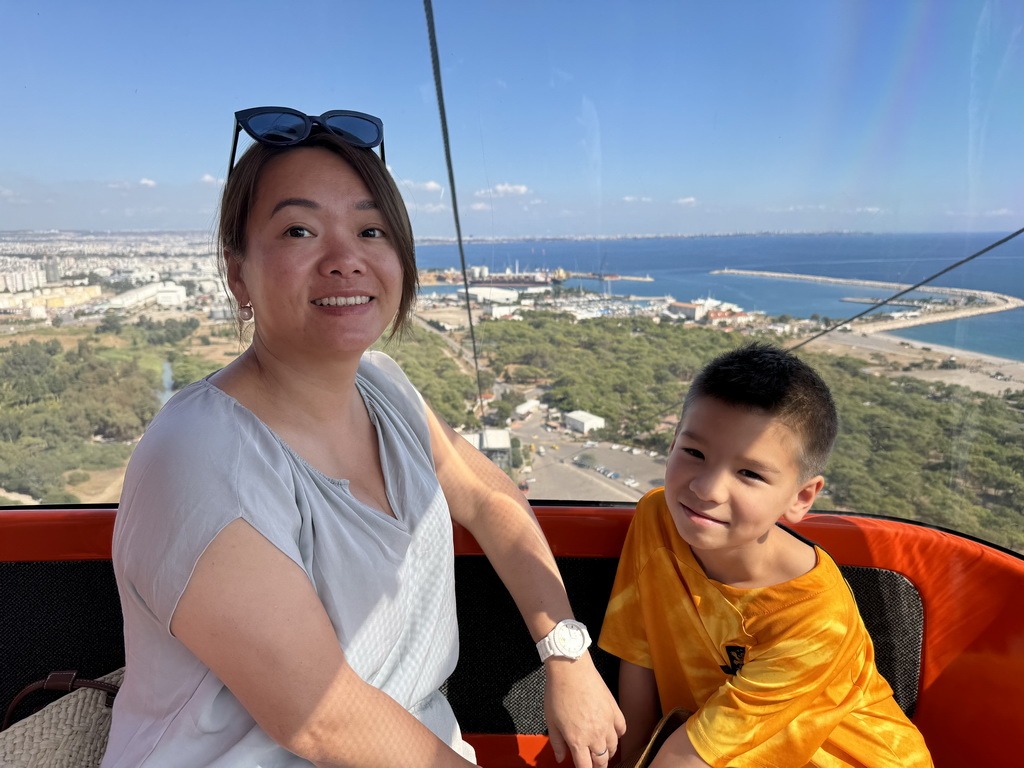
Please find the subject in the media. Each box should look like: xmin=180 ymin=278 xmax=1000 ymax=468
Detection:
xmin=599 ymin=489 xmax=933 ymax=767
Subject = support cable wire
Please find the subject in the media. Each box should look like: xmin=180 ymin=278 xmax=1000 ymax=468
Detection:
xmin=422 ymin=0 xmax=1022 ymax=371
xmin=423 ymin=0 xmax=486 ymax=418
xmin=789 ymin=225 xmax=1024 ymax=352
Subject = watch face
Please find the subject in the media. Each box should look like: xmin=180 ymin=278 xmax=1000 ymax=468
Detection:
xmin=554 ymin=621 xmax=587 ymax=655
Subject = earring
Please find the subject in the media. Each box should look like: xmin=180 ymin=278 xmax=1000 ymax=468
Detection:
xmin=239 ymin=304 xmax=254 ymax=321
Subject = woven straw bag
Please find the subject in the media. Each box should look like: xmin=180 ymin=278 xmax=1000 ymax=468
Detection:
xmin=0 ymin=668 xmax=124 ymax=768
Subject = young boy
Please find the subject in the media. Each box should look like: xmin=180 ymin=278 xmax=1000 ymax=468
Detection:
xmin=599 ymin=343 xmax=932 ymax=767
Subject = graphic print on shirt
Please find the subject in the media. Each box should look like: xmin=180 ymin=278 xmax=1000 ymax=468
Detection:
xmin=719 ymin=645 xmax=746 ymax=675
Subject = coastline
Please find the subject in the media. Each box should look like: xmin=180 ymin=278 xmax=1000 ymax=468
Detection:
xmin=799 ymin=331 xmax=1024 ymax=395
xmin=716 ymin=268 xmax=1024 ymax=332
xmin=709 ymin=268 xmax=1023 ymax=393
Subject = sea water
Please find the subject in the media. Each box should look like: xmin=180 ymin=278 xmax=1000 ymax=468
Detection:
xmin=416 ymin=232 xmax=1024 ymax=362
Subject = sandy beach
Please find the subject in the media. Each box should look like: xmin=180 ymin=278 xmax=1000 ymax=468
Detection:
xmin=710 ymin=268 xmax=1024 ymax=396
xmin=799 ymin=331 xmax=1024 ymax=396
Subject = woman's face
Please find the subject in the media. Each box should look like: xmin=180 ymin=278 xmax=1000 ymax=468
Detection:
xmin=228 ymin=147 xmax=403 ymax=363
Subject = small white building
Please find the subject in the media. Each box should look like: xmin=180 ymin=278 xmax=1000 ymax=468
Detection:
xmin=565 ymin=410 xmax=605 ymax=435
xmin=486 ymin=303 xmax=518 ymax=320
xmin=666 ymin=301 xmax=707 ymax=321
xmin=514 ymin=399 xmax=541 ymax=418
xmin=460 ymin=286 xmax=519 ymax=304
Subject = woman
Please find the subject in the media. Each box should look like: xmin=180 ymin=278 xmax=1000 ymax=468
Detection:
xmin=103 ymin=108 xmax=624 ymax=768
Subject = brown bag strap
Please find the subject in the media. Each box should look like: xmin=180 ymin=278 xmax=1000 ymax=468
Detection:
xmin=619 ymin=707 xmax=692 ymax=768
xmin=1 ymin=670 xmax=120 ymax=732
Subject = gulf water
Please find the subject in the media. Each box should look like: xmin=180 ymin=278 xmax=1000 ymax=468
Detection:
xmin=416 ymin=232 xmax=1024 ymax=362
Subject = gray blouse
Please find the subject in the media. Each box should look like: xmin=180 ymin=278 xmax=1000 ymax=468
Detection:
xmin=103 ymin=351 xmax=475 ymax=766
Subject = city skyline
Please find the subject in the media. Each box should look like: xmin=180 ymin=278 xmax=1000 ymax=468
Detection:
xmin=2 ymin=1 xmax=1022 ymax=237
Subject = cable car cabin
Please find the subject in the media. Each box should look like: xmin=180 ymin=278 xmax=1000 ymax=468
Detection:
xmin=1 ymin=503 xmax=1022 ymax=767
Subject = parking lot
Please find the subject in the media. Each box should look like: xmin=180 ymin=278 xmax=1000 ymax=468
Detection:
xmin=509 ymin=410 xmax=666 ymax=503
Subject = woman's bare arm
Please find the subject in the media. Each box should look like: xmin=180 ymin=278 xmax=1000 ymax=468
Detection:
xmin=426 ymin=407 xmax=626 ymax=767
xmin=171 ymin=519 xmax=475 ymax=768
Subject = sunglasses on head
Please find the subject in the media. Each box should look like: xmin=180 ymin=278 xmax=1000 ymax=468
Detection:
xmin=227 ymin=106 xmax=385 ymax=178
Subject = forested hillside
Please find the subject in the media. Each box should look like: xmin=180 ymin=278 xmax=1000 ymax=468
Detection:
xmin=0 ymin=317 xmax=220 ymax=504
xmin=2 ymin=310 xmax=1021 ymax=552
xmin=471 ymin=312 xmax=1024 ymax=551
xmin=0 ymin=338 xmax=153 ymax=502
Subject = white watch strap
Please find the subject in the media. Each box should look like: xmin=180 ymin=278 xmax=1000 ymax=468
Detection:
xmin=536 ymin=619 xmax=591 ymax=662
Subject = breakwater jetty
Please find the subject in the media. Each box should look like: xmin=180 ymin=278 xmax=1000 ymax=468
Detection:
xmin=567 ymin=272 xmax=655 ymax=282
xmin=713 ymin=269 xmax=1024 ymax=332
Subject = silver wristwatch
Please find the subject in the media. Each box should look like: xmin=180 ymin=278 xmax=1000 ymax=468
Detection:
xmin=536 ymin=619 xmax=592 ymax=662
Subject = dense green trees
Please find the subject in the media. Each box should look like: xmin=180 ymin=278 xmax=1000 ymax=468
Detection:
xmin=0 ymin=339 xmax=151 ymax=501
xmin=816 ymin=358 xmax=1024 ymax=549
xmin=476 ymin=313 xmax=741 ymax=450
xmin=468 ymin=311 xmax=1024 ymax=551
xmin=4 ymin=308 xmax=1022 ymax=553
xmin=129 ymin=316 xmax=201 ymax=346
xmin=0 ymin=316 xmax=218 ymax=503
xmin=375 ymin=329 xmax=482 ymax=429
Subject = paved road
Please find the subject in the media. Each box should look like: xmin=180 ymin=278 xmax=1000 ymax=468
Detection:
xmin=510 ymin=410 xmax=666 ymax=503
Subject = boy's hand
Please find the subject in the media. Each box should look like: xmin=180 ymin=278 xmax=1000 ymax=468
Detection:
xmin=544 ymin=653 xmax=626 ymax=767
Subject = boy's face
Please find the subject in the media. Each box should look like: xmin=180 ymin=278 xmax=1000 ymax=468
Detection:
xmin=664 ymin=396 xmax=823 ymax=561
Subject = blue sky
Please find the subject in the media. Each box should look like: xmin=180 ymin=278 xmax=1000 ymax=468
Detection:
xmin=1 ymin=0 xmax=1021 ymax=237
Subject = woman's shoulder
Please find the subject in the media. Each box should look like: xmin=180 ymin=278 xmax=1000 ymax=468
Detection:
xmin=359 ymin=350 xmax=411 ymax=386
xmin=125 ymin=378 xmax=291 ymax=494
xmin=358 ymin=350 xmax=425 ymax=416
xmin=142 ymin=378 xmax=251 ymax=450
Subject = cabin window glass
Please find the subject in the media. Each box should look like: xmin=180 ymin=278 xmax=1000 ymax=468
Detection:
xmin=0 ymin=2 xmax=1021 ymax=555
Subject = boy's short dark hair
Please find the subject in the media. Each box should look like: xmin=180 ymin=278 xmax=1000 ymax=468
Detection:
xmin=684 ymin=342 xmax=838 ymax=478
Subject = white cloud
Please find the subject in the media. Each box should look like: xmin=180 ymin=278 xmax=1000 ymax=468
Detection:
xmin=623 ymin=196 xmax=653 ymax=203
xmin=856 ymin=206 xmax=884 ymax=215
xmin=475 ymin=183 xmax=531 ymax=198
xmin=673 ymin=197 xmax=698 ymax=207
xmin=139 ymin=178 xmax=157 ymax=188
xmin=766 ymin=203 xmax=825 ymax=213
xmin=106 ymin=181 xmax=131 ymax=190
xmin=408 ymin=202 xmax=447 ymax=213
xmin=200 ymin=173 xmax=223 ymax=185
xmin=0 ymin=187 xmax=29 ymax=205
xmin=401 ymin=179 xmax=443 ymax=193
xmin=121 ymin=205 xmax=168 ymax=218
xmin=945 ymin=208 xmax=1014 ymax=219
xmin=470 ymin=202 xmax=491 ymax=211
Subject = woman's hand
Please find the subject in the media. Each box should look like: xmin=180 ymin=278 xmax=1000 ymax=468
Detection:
xmin=426 ymin=406 xmax=625 ymax=764
xmin=544 ymin=654 xmax=626 ymax=768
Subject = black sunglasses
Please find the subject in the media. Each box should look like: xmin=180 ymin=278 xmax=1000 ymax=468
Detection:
xmin=227 ymin=106 xmax=386 ymax=177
